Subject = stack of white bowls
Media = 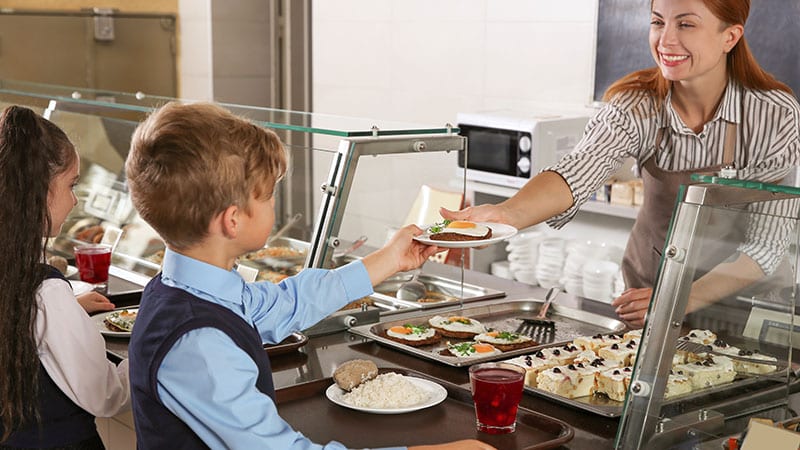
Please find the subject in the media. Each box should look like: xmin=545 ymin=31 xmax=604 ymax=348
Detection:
xmin=561 ymin=240 xmax=611 ymax=297
xmin=535 ymin=237 xmax=566 ymax=289
xmin=505 ymin=230 xmax=545 ymax=285
xmin=582 ymin=260 xmax=620 ymax=302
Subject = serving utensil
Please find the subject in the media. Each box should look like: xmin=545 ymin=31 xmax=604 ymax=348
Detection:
xmin=675 ymin=339 xmax=788 ymax=370
xmin=516 ymin=287 xmax=559 ymax=339
xmin=395 ymin=269 xmax=427 ymax=302
xmin=267 ymin=213 xmax=303 ymax=245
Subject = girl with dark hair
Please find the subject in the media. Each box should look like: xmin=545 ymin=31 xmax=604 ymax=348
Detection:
xmin=0 ymin=105 xmax=130 ymax=449
xmin=443 ymin=0 xmax=800 ymax=327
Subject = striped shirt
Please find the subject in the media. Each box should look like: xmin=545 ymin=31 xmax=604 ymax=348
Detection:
xmin=547 ymin=80 xmax=800 ymax=274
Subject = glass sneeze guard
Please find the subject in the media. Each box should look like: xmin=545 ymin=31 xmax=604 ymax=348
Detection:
xmin=616 ymin=177 xmax=800 ymax=449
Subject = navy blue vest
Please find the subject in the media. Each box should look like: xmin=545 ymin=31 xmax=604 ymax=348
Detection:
xmin=1 ymin=265 xmax=101 ymax=449
xmin=129 ymin=275 xmax=275 ymax=449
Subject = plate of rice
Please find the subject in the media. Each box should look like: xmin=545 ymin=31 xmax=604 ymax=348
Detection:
xmin=326 ymin=372 xmax=447 ymax=414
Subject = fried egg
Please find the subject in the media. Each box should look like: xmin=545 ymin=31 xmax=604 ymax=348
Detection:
xmin=475 ymin=331 xmax=533 ymax=346
xmin=428 ymin=315 xmax=486 ymax=334
xmin=436 ymin=221 xmax=490 ymax=237
xmin=447 ymin=341 xmax=501 ymax=358
xmin=386 ymin=324 xmax=436 ymax=341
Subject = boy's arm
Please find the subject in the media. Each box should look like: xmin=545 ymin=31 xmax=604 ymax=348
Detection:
xmin=360 ymin=225 xmax=439 ymax=286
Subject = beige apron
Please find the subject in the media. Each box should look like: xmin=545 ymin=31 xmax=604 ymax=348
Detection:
xmin=621 ymin=122 xmax=737 ymax=288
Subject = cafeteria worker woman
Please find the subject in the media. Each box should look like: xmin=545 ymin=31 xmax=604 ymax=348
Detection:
xmin=444 ymin=0 xmax=800 ymax=328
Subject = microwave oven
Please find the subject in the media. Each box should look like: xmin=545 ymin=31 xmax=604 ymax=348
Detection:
xmin=457 ymin=110 xmax=590 ymax=188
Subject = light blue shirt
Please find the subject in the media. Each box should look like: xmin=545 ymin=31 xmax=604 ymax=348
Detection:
xmin=156 ymin=249 xmax=405 ymax=450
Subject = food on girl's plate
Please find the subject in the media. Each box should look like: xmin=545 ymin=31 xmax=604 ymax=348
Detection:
xmin=474 ymin=331 xmax=537 ymax=352
xmin=341 ymin=372 xmax=429 ymax=408
xmin=103 ymin=309 xmax=138 ymax=333
xmin=47 ymin=255 xmax=69 ymax=275
xmin=427 ymin=315 xmax=486 ymax=338
xmin=427 ymin=220 xmax=492 ymax=242
xmin=443 ymin=341 xmax=501 ymax=358
xmin=74 ymin=224 xmax=105 ymax=244
xmin=383 ymin=324 xmax=441 ymax=347
xmin=332 ymin=359 xmax=379 ymax=391
xmin=243 ymin=246 xmax=307 ymax=261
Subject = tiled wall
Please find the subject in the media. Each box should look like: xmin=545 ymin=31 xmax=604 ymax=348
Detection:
xmin=312 ymin=0 xmax=599 ymax=124
xmin=310 ymin=0 xmax=625 ymax=250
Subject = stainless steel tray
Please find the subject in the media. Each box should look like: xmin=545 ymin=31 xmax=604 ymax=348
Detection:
xmin=348 ymin=299 xmax=625 ymax=367
xmin=371 ymin=273 xmax=505 ymax=313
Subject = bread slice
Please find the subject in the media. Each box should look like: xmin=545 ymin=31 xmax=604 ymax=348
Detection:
xmin=430 ymin=229 xmax=492 ymax=241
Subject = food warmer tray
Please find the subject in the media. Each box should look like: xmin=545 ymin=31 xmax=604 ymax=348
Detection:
xmin=348 ymin=299 xmax=625 ymax=367
xmin=275 ymin=367 xmax=574 ymax=449
xmin=370 ymin=273 xmax=506 ymax=313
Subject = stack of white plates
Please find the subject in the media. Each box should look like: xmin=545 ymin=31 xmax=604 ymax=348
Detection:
xmin=535 ymin=237 xmax=566 ymax=289
xmin=561 ymin=240 xmax=610 ymax=297
xmin=582 ymin=260 xmax=620 ymax=302
xmin=506 ymin=230 xmax=545 ymax=285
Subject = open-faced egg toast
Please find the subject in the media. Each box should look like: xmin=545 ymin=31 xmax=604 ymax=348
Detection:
xmin=383 ymin=324 xmax=441 ymax=347
xmin=428 ymin=220 xmax=492 ymax=242
xmin=427 ymin=315 xmax=486 ymax=338
xmin=474 ymin=330 xmax=537 ymax=352
xmin=443 ymin=341 xmax=502 ymax=358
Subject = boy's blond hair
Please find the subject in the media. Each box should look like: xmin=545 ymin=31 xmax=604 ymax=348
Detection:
xmin=126 ymin=102 xmax=287 ymax=249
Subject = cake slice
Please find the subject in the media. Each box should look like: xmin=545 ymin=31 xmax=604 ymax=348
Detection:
xmin=503 ymin=352 xmax=559 ymax=388
xmin=664 ymin=370 xmax=693 ymax=399
xmin=598 ymin=339 xmax=639 ymax=367
xmin=574 ymin=333 xmax=624 ymax=352
xmin=593 ymin=367 xmax=633 ymax=401
xmin=537 ymin=363 xmax=602 ymax=398
xmin=674 ymin=356 xmax=736 ymax=389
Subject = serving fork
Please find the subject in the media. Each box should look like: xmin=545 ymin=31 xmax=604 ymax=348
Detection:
xmin=675 ymin=339 xmax=788 ymax=370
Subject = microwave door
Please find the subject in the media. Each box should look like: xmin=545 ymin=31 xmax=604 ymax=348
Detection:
xmin=458 ymin=125 xmax=518 ymax=176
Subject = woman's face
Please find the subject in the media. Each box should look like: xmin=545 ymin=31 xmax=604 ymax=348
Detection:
xmin=47 ymin=152 xmax=80 ymax=237
xmin=649 ymin=0 xmax=742 ymax=85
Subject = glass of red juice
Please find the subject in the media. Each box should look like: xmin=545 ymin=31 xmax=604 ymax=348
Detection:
xmin=74 ymin=244 xmax=112 ymax=289
xmin=469 ymin=362 xmax=526 ymax=434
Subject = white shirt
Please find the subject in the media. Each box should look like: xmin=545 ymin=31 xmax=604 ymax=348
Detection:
xmin=35 ymin=278 xmax=130 ymax=417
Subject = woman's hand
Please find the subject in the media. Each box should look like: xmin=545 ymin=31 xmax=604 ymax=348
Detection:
xmin=440 ymin=204 xmax=510 ymax=225
xmin=611 ymin=287 xmax=652 ymax=328
xmin=76 ymin=291 xmax=115 ymax=314
xmin=410 ymin=440 xmax=497 ymax=450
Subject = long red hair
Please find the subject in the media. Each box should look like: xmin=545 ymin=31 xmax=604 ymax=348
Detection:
xmin=603 ymin=0 xmax=793 ymax=102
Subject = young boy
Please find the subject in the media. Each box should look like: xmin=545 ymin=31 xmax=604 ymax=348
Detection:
xmin=125 ymin=102 xmax=494 ymax=450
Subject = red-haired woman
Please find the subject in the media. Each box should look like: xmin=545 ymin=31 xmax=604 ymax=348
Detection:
xmin=444 ymin=0 xmax=800 ymax=327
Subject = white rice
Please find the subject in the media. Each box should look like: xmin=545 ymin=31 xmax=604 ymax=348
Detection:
xmin=342 ymin=373 xmax=429 ymax=408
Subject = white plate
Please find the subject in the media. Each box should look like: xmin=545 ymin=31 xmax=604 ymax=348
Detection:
xmin=71 ymin=280 xmax=94 ymax=296
xmin=91 ymin=308 xmax=138 ymax=338
xmin=325 ymin=375 xmax=447 ymax=414
xmin=413 ymin=223 xmax=518 ymax=248
xmin=65 ymin=265 xmax=79 ymax=279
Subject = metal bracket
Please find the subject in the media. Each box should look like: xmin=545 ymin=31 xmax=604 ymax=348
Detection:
xmin=320 ymin=183 xmax=337 ymax=196
xmin=93 ymin=8 xmax=116 ymax=42
xmin=649 ymin=409 xmax=724 ymax=448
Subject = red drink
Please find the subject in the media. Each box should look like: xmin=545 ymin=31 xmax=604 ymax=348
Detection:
xmin=74 ymin=245 xmax=112 ymax=284
xmin=469 ymin=363 xmax=525 ymax=434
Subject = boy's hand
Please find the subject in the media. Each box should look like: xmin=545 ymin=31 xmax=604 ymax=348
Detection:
xmin=361 ymin=224 xmax=440 ymax=286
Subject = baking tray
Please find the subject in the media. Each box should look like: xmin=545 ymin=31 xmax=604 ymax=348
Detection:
xmin=348 ymin=299 xmax=625 ymax=367
xmin=275 ymin=367 xmax=573 ymax=449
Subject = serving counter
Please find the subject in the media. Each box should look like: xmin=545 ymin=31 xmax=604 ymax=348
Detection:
xmin=5 ymin=80 xmax=800 ymax=449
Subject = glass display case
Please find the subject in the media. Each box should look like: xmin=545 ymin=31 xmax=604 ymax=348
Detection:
xmin=616 ymin=177 xmax=800 ymax=449
xmin=0 ymin=79 xmax=486 ymax=317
